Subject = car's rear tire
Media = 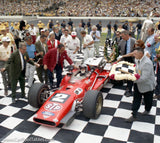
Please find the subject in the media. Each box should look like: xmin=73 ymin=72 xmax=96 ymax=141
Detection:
xmin=83 ymin=90 xmax=103 ymax=119
xmin=28 ymin=83 xmax=49 ymax=108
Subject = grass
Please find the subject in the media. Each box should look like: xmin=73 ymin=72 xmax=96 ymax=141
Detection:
xmin=100 ymin=33 xmax=107 ymax=47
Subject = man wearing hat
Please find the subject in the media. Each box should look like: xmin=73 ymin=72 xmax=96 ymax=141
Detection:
xmin=0 ymin=37 xmax=11 ymax=95
xmin=0 ymin=26 xmax=16 ymax=52
xmin=65 ymin=31 xmax=80 ymax=61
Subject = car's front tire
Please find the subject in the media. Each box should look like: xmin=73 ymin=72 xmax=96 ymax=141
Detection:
xmin=28 ymin=83 xmax=49 ymax=108
xmin=83 ymin=90 xmax=103 ymax=119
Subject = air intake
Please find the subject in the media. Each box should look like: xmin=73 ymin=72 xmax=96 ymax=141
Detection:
xmin=34 ymin=118 xmax=56 ymax=126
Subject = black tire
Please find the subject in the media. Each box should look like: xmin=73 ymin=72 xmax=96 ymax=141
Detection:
xmin=83 ymin=90 xmax=103 ymax=119
xmin=28 ymin=83 xmax=49 ymax=108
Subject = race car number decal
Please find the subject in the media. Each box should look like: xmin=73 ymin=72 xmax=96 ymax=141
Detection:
xmin=45 ymin=103 xmax=62 ymax=111
xmin=50 ymin=93 xmax=70 ymax=103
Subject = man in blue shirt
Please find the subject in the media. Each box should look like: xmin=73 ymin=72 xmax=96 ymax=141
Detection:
xmin=25 ymin=36 xmax=36 ymax=87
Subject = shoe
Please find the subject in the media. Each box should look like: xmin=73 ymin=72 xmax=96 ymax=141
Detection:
xmin=12 ymin=98 xmax=16 ymax=103
xmin=125 ymin=116 xmax=136 ymax=123
xmin=125 ymin=91 xmax=132 ymax=97
xmin=21 ymin=94 xmax=27 ymax=99
xmin=4 ymin=90 xmax=8 ymax=96
xmin=142 ymin=110 xmax=149 ymax=115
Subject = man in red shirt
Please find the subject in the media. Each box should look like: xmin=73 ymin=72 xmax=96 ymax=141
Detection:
xmin=47 ymin=32 xmax=60 ymax=50
xmin=43 ymin=43 xmax=74 ymax=88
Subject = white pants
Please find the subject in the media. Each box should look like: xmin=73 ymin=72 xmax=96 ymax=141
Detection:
xmin=83 ymin=47 xmax=94 ymax=62
xmin=67 ymin=49 xmax=77 ymax=62
xmin=25 ymin=63 xmax=36 ymax=87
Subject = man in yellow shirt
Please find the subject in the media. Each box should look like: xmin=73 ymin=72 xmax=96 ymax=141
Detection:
xmin=37 ymin=20 xmax=45 ymax=33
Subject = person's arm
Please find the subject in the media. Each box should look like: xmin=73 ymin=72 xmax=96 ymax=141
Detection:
xmin=43 ymin=50 xmax=51 ymax=70
xmin=122 ymin=51 xmax=134 ymax=58
xmin=64 ymin=50 xmax=73 ymax=65
xmin=73 ymin=39 xmax=80 ymax=54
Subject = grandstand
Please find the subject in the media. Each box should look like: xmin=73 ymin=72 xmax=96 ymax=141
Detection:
xmin=0 ymin=0 xmax=159 ymax=17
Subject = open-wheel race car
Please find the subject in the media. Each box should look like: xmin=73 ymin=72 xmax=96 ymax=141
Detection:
xmin=28 ymin=57 xmax=111 ymax=127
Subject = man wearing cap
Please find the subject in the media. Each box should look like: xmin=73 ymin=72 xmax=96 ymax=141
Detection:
xmin=81 ymin=30 xmax=94 ymax=61
xmin=65 ymin=31 xmax=80 ymax=61
xmin=0 ymin=26 xmax=16 ymax=51
xmin=0 ymin=37 xmax=11 ymax=95
xmin=47 ymin=32 xmax=60 ymax=50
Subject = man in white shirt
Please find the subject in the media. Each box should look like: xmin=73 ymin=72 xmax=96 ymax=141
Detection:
xmin=60 ymin=29 xmax=72 ymax=48
xmin=81 ymin=30 xmax=94 ymax=61
xmin=28 ymin=24 xmax=38 ymax=44
xmin=60 ymin=29 xmax=72 ymax=67
xmin=65 ymin=31 xmax=80 ymax=61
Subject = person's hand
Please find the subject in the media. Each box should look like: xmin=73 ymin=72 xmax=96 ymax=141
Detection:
xmin=44 ymin=65 xmax=48 ymax=70
xmin=83 ymin=44 xmax=87 ymax=49
xmin=40 ymin=51 xmax=43 ymax=56
xmin=3 ymin=58 xmax=8 ymax=61
xmin=154 ymin=57 xmax=157 ymax=62
xmin=147 ymin=42 xmax=151 ymax=47
xmin=157 ymin=53 xmax=160 ymax=58
xmin=73 ymin=51 xmax=76 ymax=54
xmin=117 ymin=55 xmax=123 ymax=61
xmin=0 ymin=68 xmax=5 ymax=72
xmin=73 ymin=65 xmax=77 ymax=69
xmin=35 ymin=63 xmax=40 ymax=67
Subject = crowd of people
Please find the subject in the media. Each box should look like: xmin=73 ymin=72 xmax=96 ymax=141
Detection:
xmin=0 ymin=17 xmax=160 ymax=123
xmin=0 ymin=0 xmax=160 ymax=17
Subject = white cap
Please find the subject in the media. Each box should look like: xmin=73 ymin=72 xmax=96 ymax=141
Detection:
xmin=39 ymin=20 xmax=41 ymax=23
xmin=49 ymin=31 xmax=54 ymax=36
xmin=2 ymin=36 xmax=11 ymax=42
xmin=56 ymin=20 xmax=59 ymax=23
xmin=71 ymin=31 xmax=77 ymax=37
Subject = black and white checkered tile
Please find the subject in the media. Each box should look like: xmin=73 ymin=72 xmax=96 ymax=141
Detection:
xmin=0 ymin=46 xmax=160 ymax=143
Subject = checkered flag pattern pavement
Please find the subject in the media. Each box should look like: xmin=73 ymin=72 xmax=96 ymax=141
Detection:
xmin=0 ymin=46 xmax=160 ymax=143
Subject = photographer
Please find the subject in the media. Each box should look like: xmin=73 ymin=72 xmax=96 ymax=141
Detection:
xmin=90 ymin=25 xmax=100 ymax=57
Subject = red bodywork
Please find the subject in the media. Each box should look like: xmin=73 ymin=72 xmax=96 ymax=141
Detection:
xmin=33 ymin=68 xmax=110 ymax=127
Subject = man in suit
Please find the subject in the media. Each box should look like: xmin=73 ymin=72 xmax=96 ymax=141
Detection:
xmin=118 ymin=30 xmax=136 ymax=97
xmin=43 ymin=44 xmax=74 ymax=88
xmin=126 ymin=47 xmax=156 ymax=122
xmin=35 ymin=34 xmax=48 ymax=84
xmin=3 ymin=42 xmax=39 ymax=103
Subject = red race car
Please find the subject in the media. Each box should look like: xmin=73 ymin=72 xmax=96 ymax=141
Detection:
xmin=28 ymin=57 xmax=111 ymax=127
